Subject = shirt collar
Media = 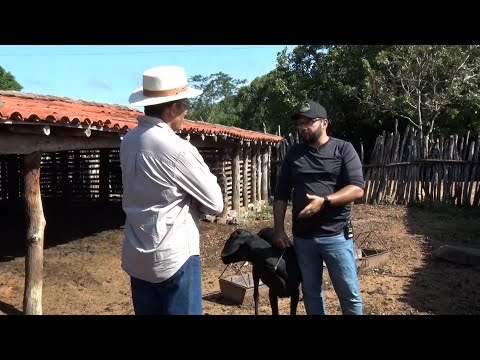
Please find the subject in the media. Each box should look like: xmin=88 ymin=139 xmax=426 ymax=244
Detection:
xmin=137 ymin=115 xmax=175 ymax=134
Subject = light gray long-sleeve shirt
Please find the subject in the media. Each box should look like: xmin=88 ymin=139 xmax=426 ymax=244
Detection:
xmin=120 ymin=115 xmax=224 ymax=283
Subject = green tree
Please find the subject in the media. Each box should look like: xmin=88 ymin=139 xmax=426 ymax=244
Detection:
xmin=0 ymin=66 xmax=22 ymax=91
xmin=234 ymin=69 xmax=294 ymax=134
xmin=361 ymin=45 xmax=480 ymax=136
xmin=184 ymin=45 xmax=480 ymax=162
xmin=259 ymin=45 xmax=480 ymax=154
xmin=233 ymin=45 xmax=383 ymax=144
xmin=313 ymin=45 xmax=392 ymax=153
xmin=233 ymin=46 xmax=327 ymax=135
xmin=188 ymin=72 xmax=246 ymax=123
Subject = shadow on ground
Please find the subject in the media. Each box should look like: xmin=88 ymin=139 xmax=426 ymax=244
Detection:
xmin=0 ymin=300 xmax=22 ymax=315
xmin=202 ymin=291 xmax=239 ymax=306
xmin=404 ymin=205 xmax=480 ymax=314
xmin=0 ymin=199 xmax=125 ymax=262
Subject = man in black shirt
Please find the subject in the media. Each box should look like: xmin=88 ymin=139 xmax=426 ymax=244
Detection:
xmin=273 ymin=99 xmax=365 ymax=315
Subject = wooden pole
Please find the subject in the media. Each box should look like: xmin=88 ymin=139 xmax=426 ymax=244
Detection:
xmin=256 ymin=149 xmax=262 ymax=202
xmin=243 ymin=148 xmax=250 ymax=209
xmin=216 ymin=151 xmax=229 ymax=224
xmin=261 ymin=148 xmax=268 ymax=201
xmin=251 ymin=148 xmax=257 ymax=205
xmin=23 ymin=151 xmax=46 ymax=315
xmin=232 ymin=147 xmax=241 ymax=212
xmin=267 ymin=146 xmax=272 ymax=201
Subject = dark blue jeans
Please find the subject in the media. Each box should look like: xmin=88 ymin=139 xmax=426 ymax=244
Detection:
xmin=130 ymin=255 xmax=202 ymax=315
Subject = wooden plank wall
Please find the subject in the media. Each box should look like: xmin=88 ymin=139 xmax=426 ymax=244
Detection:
xmin=0 ymin=149 xmax=122 ymax=203
xmin=204 ymin=146 xmax=271 ymax=213
xmin=0 ymin=145 xmax=274 ymax=210
xmin=0 ymin=154 xmax=22 ymax=201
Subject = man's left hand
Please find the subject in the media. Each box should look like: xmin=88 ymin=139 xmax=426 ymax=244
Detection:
xmin=298 ymin=194 xmax=324 ymax=218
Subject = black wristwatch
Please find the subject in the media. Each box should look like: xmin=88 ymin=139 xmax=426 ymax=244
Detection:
xmin=323 ymin=196 xmax=331 ymax=208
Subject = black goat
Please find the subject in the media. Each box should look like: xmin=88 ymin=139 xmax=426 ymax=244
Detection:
xmin=220 ymin=227 xmax=301 ymax=315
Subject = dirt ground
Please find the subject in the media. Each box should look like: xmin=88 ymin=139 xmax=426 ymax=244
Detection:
xmin=1 ymin=201 xmax=480 ymax=315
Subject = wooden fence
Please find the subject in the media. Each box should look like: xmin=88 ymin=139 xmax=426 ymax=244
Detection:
xmin=363 ymin=127 xmax=480 ymax=207
xmin=276 ymin=127 xmax=480 ymax=207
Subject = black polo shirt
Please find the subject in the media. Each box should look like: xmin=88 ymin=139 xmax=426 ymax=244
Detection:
xmin=274 ymin=137 xmax=364 ymax=238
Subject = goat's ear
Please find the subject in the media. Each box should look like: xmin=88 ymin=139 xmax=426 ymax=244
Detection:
xmin=257 ymin=227 xmax=275 ymax=243
xmin=221 ymin=233 xmax=242 ymax=259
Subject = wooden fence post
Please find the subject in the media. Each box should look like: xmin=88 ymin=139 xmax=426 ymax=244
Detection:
xmin=23 ymin=151 xmax=46 ymax=315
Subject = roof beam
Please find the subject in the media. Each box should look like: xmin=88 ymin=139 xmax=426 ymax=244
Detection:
xmin=2 ymin=124 xmax=51 ymax=136
xmin=0 ymin=133 xmax=120 ymax=154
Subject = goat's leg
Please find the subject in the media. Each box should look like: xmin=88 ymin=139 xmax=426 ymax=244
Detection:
xmin=269 ymin=290 xmax=279 ymax=315
xmin=252 ymin=266 xmax=260 ymax=315
xmin=290 ymin=287 xmax=300 ymax=315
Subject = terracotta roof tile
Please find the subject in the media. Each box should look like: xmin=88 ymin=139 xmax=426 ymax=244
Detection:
xmin=0 ymin=91 xmax=283 ymax=143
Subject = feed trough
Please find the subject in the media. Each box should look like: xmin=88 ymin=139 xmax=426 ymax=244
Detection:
xmin=219 ymin=271 xmax=269 ymax=305
xmin=356 ymin=248 xmax=390 ymax=269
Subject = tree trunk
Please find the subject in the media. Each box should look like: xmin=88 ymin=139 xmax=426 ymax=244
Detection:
xmin=23 ymin=151 xmax=46 ymax=315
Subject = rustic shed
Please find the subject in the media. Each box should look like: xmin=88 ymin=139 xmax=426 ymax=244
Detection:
xmin=0 ymin=90 xmax=283 ymax=314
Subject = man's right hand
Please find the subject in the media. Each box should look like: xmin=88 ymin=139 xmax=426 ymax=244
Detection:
xmin=273 ymin=229 xmax=292 ymax=249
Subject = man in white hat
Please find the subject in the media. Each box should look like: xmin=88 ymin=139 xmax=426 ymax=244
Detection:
xmin=120 ymin=65 xmax=224 ymax=315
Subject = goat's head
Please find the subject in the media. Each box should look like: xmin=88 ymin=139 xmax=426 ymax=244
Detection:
xmin=221 ymin=229 xmax=270 ymax=264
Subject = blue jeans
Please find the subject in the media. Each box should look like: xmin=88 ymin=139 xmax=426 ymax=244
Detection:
xmin=130 ymin=255 xmax=202 ymax=315
xmin=294 ymin=233 xmax=363 ymax=315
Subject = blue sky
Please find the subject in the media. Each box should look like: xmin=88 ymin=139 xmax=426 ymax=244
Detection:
xmin=0 ymin=45 xmax=295 ymax=107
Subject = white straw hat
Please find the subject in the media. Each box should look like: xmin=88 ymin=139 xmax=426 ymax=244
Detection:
xmin=129 ymin=65 xmax=203 ymax=107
